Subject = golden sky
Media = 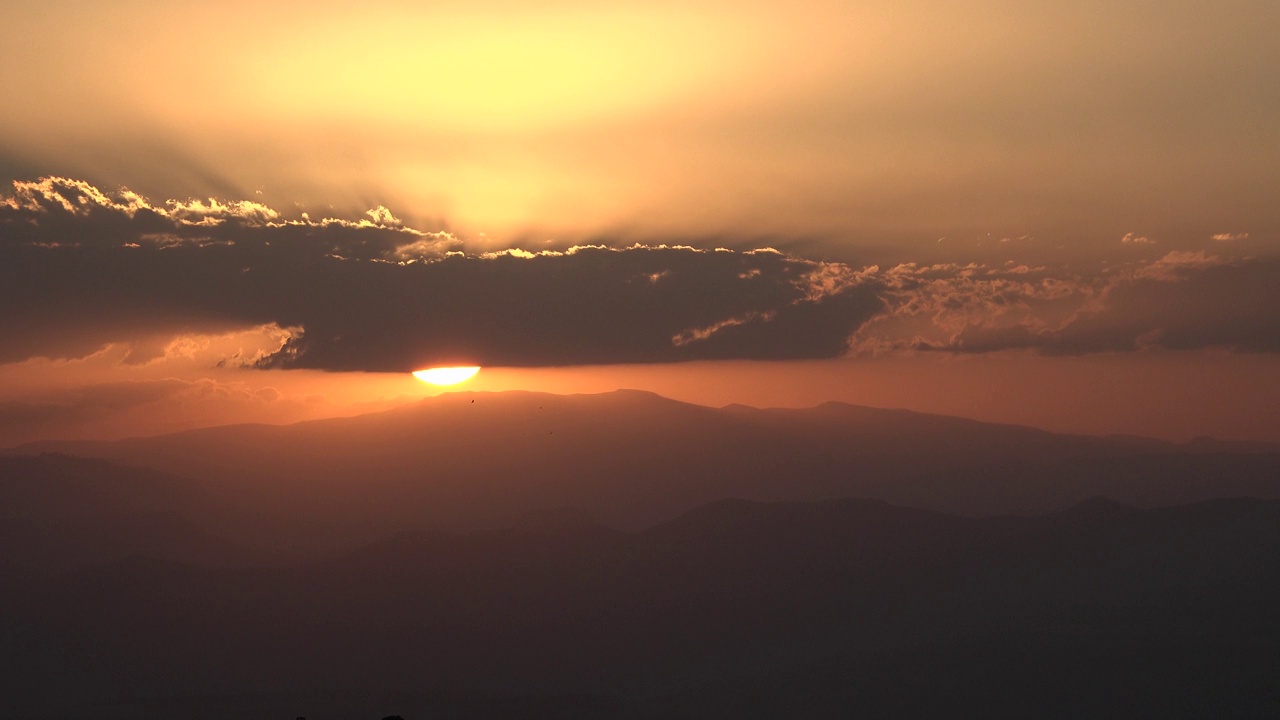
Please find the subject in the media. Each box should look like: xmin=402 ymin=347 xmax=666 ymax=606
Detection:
xmin=3 ymin=0 xmax=1276 ymax=254
xmin=2 ymin=1 xmax=1278 ymax=445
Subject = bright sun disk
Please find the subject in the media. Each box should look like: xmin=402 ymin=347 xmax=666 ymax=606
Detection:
xmin=413 ymin=366 xmax=481 ymax=386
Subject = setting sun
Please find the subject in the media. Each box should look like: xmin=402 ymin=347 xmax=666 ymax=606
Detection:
xmin=412 ymin=366 xmax=481 ymax=386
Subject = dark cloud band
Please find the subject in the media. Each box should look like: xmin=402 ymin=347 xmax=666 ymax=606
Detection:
xmin=0 ymin=179 xmax=883 ymax=369
xmin=2 ymin=178 xmax=1277 ymax=370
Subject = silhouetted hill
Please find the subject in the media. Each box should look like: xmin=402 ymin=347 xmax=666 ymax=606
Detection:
xmin=2 ymin=497 xmax=1277 ymax=718
xmin=9 ymin=390 xmax=1278 ymax=549
xmin=895 ymin=452 xmax=1280 ymax=515
xmin=0 ymin=453 xmax=206 ymax=522
xmin=1059 ymin=494 xmax=1138 ymax=517
xmin=0 ymin=455 xmax=253 ymax=583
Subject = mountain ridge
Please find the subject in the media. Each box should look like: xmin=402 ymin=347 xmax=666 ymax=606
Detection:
xmin=5 ymin=493 xmax=1279 ymax=718
xmin=3 ymin=389 xmax=1277 ymax=541
xmin=9 ymin=388 xmax=1276 ymax=454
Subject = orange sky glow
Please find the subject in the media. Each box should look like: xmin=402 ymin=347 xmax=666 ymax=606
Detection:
xmin=1 ymin=0 xmax=1277 ymax=447
xmin=1 ymin=332 xmax=1276 ymax=446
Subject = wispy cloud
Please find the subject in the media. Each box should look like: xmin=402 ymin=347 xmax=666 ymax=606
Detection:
xmin=853 ymin=252 xmax=1280 ymax=355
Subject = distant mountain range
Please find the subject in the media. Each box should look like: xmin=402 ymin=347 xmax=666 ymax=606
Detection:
xmin=2 ymin=487 xmax=1278 ymax=718
xmin=4 ymin=391 xmax=1279 ymax=717
xmin=7 ymin=390 xmax=1277 ymax=541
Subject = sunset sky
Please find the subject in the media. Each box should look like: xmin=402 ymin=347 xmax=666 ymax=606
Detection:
xmin=2 ymin=0 xmax=1278 ymax=444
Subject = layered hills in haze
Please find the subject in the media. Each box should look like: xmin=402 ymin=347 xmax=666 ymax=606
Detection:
xmin=3 ymin=390 xmax=1279 ymax=717
xmin=2 ymin=490 xmax=1278 ymax=718
xmin=10 ymin=390 xmax=1279 ymax=545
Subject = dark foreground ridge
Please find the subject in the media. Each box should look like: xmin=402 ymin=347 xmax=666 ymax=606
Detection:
xmin=3 ymin=473 xmax=1279 ymax=718
xmin=3 ymin=394 xmax=1278 ymax=717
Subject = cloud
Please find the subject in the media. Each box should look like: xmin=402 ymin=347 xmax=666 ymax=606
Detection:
xmin=673 ymin=311 xmax=777 ymax=347
xmin=256 ymin=245 xmax=886 ymax=369
xmin=1 ymin=178 xmax=884 ymax=370
xmin=1131 ymin=250 xmax=1223 ymax=281
xmin=1121 ymin=232 xmax=1155 ymax=245
xmin=4 ymin=177 xmax=1279 ymax=370
xmin=1211 ymin=232 xmax=1249 ymax=242
xmin=853 ymin=253 xmax=1280 ymax=355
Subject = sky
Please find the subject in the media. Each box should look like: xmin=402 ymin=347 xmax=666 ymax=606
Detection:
xmin=2 ymin=0 xmax=1278 ymax=444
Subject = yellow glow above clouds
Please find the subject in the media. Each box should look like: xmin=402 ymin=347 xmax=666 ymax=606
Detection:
xmin=252 ymin=8 xmax=785 ymax=132
xmin=413 ymin=366 xmax=482 ymax=386
xmin=0 ymin=2 xmax=858 ymax=240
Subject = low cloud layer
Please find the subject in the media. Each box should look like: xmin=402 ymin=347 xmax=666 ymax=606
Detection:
xmin=3 ymin=178 xmax=1277 ymax=371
